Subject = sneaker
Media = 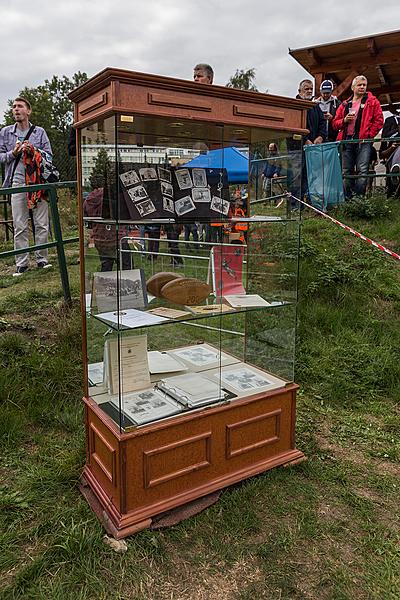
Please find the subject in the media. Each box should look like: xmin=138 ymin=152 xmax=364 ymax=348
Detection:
xmin=37 ymin=261 xmax=52 ymax=269
xmin=12 ymin=266 xmax=29 ymax=277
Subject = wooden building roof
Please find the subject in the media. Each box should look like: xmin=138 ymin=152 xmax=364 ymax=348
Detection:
xmin=289 ymin=29 xmax=400 ymax=109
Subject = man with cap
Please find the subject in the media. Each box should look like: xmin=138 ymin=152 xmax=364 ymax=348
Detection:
xmin=316 ymin=80 xmax=341 ymax=142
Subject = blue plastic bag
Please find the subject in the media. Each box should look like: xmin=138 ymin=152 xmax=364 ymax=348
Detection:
xmin=304 ymin=142 xmax=344 ymax=211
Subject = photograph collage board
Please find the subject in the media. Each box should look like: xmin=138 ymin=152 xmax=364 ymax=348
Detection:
xmin=118 ymin=163 xmax=230 ymax=221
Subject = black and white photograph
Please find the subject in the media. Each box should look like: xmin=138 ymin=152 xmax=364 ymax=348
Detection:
xmin=139 ymin=167 xmax=158 ymax=181
xmin=192 ymin=187 xmax=211 ymax=203
xmin=220 ymin=367 xmax=272 ymax=392
xmin=111 ymin=388 xmax=182 ymax=425
xmin=211 ymin=195 xmax=230 ymax=215
xmin=93 ymin=269 xmax=148 ymax=312
xmin=192 ymin=168 xmax=207 ymax=187
xmin=175 ymin=168 xmax=193 ymax=190
xmin=175 ymin=195 xmax=196 ymax=216
xmin=127 ymin=184 xmax=148 ymax=202
xmin=174 ymin=346 xmax=219 ymax=366
xmin=136 ymin=198 xmax=156 ymax=217
xmin=120 ymin=170 xmax=140 ymax=187
xmin=163 ymin=195 xmax=174 ymax=213
xmin=157 ymin=166 xmax=172 ymax=183
xmin=161 ymin=180 xmax=173 ymax=197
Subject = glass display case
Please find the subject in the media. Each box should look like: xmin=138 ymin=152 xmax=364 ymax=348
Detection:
xmin=70 ymin=69 xmax=307 ymax=538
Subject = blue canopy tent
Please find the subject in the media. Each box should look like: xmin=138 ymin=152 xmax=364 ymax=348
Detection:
xmin=185 ymin=147 xmax=248 ymax=184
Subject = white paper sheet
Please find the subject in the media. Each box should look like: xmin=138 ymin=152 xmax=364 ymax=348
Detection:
xmin=148 ymin=351 xmax=188 ymax=374
xmin=95 ymin=308 xmax=167 ymax=329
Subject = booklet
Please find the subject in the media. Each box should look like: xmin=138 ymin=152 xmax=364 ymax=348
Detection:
xmin=211 ymin=245 xmax=245 ymax=298
xmin=147 ymin=307 xmax=190 ymax=319
xmin=224 ymin=294 xmax=271 ymax=308
xmin=105 ymin=334 xmax=150 ymax=395
xmin=156 ymin=373 xmax=226 ymax=408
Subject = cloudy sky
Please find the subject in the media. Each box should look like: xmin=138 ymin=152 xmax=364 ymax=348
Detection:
xmin=1 ymin=0 xmax=398 ymax=119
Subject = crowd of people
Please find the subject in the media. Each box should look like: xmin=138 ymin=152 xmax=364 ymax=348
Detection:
xmin=291 ymin=75 xmax=400 ymax=204
xmin=1 ymin=64 xmax=399 ymax=276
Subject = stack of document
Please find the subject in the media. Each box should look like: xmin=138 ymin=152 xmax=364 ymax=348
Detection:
xmin=157 ymin=373 xmax=226 ymax=408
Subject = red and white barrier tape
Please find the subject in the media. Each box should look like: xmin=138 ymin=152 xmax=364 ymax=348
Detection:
xmin=290 ymin=194 xmax=400 ymax=262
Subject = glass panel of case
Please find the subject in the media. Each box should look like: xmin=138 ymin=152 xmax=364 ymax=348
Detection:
xmin=81 ymin=113 xmax=301 ymax=432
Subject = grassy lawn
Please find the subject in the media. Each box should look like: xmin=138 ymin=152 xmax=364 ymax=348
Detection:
xmin=0 ymin=194 xmax=399 ymax=599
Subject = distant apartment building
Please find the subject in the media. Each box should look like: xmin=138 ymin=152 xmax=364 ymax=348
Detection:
xmin=81 ymin=144 xmax=199 ymax=187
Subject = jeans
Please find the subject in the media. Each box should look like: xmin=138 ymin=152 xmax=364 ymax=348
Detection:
xmin=11 ymin=192 xmax=49 ymax=268
xmin=342 ymin=141 xmax=372 ymax=199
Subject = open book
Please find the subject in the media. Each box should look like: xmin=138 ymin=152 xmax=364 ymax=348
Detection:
xmin=157 ymin=373 xmax=226 ymax=408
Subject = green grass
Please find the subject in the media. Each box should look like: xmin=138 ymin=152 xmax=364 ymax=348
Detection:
xmin=1 ymin=197 xmax=400 ymax=599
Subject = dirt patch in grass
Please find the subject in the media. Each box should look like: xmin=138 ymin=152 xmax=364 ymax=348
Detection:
xmin=120 ymin=555 xmax=266 ymax=600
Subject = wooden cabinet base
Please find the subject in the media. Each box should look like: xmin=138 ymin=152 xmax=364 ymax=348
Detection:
xmin=82 ymin=384 xmax=305 ymax=539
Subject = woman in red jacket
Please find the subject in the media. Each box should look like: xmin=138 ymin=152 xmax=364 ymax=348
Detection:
xmin=332 ymin=75 xmax=383 ymax=199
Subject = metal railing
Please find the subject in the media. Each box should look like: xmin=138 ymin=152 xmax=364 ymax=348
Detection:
xmin=0 ymin=181 xmax=78 ymax=303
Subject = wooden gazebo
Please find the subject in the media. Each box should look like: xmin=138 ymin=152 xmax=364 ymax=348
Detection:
xmin=289 ymin=29 xmax=400 ymax=108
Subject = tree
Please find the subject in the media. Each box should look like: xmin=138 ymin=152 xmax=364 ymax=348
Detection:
xmin=3 ymin=71 xmax=88 ymax=180
xmin=226 ymin=68 xmax=258 ymax=91
xmin=89 ymin=147 xmax=111 ymax=190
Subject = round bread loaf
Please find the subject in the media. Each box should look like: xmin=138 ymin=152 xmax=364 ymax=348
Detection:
xmin=160 ymin=277 xmax=211 ymax=306
xmin=146 ymin=272 xmax=184 ymax=297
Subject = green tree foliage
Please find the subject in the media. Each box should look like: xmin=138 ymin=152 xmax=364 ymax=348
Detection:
xmin=89 ymin=147 xmax=110 ymax=190
xmin=4 ymin=72 xmax=88 ymax=180
xmin=226 ymin=68 xmax=258 ymax=91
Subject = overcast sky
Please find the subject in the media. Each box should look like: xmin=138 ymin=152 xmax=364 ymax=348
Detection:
xmin=1 ymin=0 xmax=398 ymax=119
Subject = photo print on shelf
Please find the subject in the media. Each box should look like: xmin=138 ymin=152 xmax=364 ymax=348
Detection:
xmin=161 ymin=181 xmax=174 ymax=197
xmin=175 ymin=195 xmax=196 ymax=216
xmin=139 ymin=167 xmax=158 ymax=181
xmin=175 ymin=168 xmax=193 ymax=190
xmin=192 ymin=168 xmax=207 ymax=187
xmin=136 ymin=198 xmax=156 ymax=217
xmin=163 ymin=196 xmax=175 ymax=213
xmin=128 ymin=185 xmax=148 ymax=202
xmin=211 ymin=195 xmax=230 ymax=215
xmin=157 ymin=166 xmax=172 ymax=182
xmin=120 ymin=170 xmax=140 ymax=187
xmin=192 ymin=187 xmax=211 ymax=203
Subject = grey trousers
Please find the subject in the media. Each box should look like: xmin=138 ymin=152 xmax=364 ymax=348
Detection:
xmin=11 ymin=192 xmax=49 ymax=268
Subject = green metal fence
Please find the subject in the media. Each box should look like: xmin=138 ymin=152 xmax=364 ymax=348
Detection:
xmin=0 ymin=181 xmax=78 ymax=304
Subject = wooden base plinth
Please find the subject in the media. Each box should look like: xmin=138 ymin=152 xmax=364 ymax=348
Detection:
xmin=81 ymin=384 xmax=305 ymax=539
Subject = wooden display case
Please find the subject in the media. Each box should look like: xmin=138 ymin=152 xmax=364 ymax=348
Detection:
xmin=70 ymin=69 xmax=307 ymax=538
